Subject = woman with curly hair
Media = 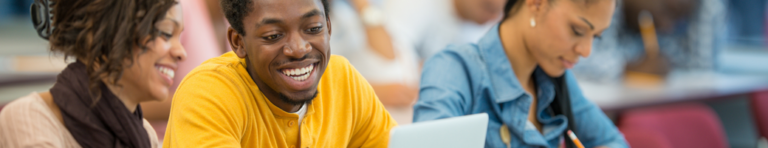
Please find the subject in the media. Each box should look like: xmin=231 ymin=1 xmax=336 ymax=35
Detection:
xmin=0 ymin=0 xmax=185 ymax=147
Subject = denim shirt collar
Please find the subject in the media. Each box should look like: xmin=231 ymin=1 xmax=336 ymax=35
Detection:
xmin=478 ymin=25 xmax=566 ymax=146
xmin=477 ymin=25 xmax=526 ymax=103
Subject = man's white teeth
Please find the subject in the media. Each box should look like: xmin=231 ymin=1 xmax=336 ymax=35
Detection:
xmin=156 ymin=66 xmax=174 ymax=79
xmin=282 ymin=64 xmax=314 ymax=81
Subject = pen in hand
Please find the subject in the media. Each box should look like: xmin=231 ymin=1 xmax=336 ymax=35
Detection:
xmin=567 ymin=130 xmax=585 ymax=148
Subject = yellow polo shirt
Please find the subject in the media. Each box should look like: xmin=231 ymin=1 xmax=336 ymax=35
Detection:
xmin=163 ymin=52 xmax=397 ymax=148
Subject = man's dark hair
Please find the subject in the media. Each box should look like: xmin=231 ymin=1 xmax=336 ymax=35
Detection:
xmin=221 ymin=0 xmax=330 ymax=36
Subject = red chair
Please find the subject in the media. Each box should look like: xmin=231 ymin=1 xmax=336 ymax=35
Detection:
xmin=619 ymin=103 xmax=729 ymax=148
xmin=751 ymin=89 xmax=768 ymax=139
xmin=620 ymin=126 xmax=673 ymax=148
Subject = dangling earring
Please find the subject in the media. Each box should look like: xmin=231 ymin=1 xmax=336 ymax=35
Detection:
xmin=530 ymin=17 xmax=536 ymax=27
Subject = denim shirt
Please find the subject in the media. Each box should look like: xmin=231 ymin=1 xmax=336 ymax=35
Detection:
xmin=413 ymin=25 xmax=628 ymax=148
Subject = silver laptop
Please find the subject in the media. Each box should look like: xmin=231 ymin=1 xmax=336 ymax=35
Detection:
xmin=388 ymin=113 xmax=489 ymax=148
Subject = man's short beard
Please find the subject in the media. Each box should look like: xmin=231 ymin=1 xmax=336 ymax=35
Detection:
xmin=278 ymin=91 xmax=318 ymax=105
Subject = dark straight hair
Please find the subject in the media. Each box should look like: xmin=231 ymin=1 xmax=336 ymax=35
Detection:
xmin=503 ymin=0 xmax=618 ymax=20
xmin=549 ymin=76 xmax=577 ymax=148
xmin=502 ymin=0 xmax=556 ymax=19
xmin=503 ymin=0 xmax=519 ymax=19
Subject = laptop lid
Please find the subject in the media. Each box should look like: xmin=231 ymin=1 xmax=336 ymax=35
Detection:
xmin=388 ymin=113 xmax=489 ymax=148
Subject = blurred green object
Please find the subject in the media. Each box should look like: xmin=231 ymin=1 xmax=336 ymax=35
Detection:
xmin=0 ymin=0 xmax=34 ymax=25
xmin=0 ymin=0 xmax=10 ymax=24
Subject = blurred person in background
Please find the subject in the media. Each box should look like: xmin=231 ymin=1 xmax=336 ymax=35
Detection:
xmin=204 ymin=0 xmax=232 ymax=53
xmin=387 ymin=0 xmax=507 ymax=60
xmin=572 ymin=0 xmax=726 ymax=83
xmin=413 ymin=0 xmax=628 ymax=147
xmin=329 ymin=0 xmax=421 ymax=107
xmin=328 ymin=0 xmax=506 ymax=107
xmin=0 ymin=0 xmax=185 ymax=147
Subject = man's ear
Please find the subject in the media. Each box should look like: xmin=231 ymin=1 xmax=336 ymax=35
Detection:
xmin=227 ymin=27 xmax=247 ymax=58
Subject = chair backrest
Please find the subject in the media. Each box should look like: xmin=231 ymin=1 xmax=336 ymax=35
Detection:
xmin=751 ymin=89 xmax=768 ymax=139
xmin=620 ymin=126 xmax=673 ymax=148
xmin=619 ymin=103 xmax=729 ymax=148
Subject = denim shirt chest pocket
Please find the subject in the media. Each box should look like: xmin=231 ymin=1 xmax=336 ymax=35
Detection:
xmin=491 ymin=104 xmax=569 ymax=148
xmin=490 ymin=97 xmax=558 ymax=148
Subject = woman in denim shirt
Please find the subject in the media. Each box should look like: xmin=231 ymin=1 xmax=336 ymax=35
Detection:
xmin=413 ymin=0 xmax=628 ymax=147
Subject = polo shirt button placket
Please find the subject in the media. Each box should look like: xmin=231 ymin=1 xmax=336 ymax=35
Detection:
xmin=288 ymin=121 xmax=294 ymax=127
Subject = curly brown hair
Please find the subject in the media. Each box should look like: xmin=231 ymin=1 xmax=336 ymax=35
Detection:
xmin=48 ymin=0 xmax=176 ymax=102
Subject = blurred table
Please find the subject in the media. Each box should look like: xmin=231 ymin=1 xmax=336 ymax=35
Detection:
xmin=0 ymin=58 xmax=63 ymax=102
xmin=0 ymin=19 xmax=66 ymax=102
xmin=581 ymin=46 xmax=768 ymax=112
xmin=0 ymin=54 xmax=68 ymax=103
xmin=581 ymin=73 xmax=768 ymax=111
xmin=0 ymin=55 xmax=64 ymax=103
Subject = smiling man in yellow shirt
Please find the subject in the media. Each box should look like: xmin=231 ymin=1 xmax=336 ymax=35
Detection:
xmin=162 ymin=0 xmax=397 ymax=147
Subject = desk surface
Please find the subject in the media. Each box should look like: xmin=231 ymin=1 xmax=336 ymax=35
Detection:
xmin=581 ymin=47 xmax=768 ymax=111
xmin=581 ymin=73 xmax=768 ymax=111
